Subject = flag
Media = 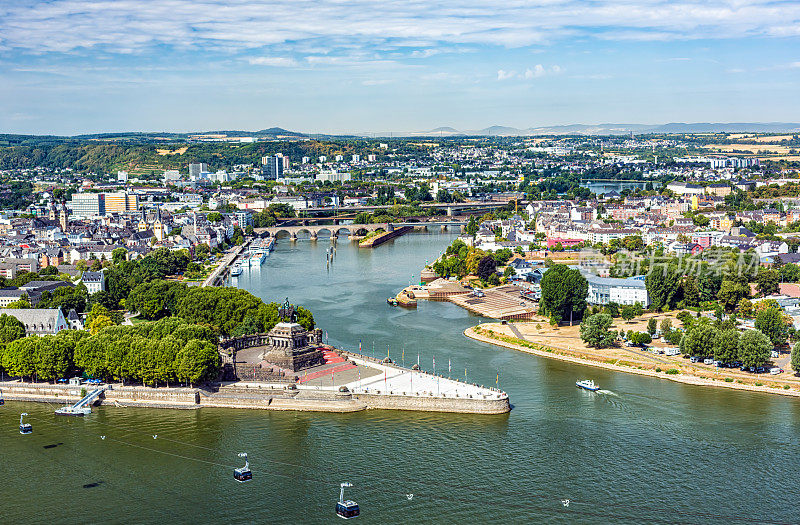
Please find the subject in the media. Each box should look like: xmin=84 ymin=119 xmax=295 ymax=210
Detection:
xmin=496 ymin=373 xmax=499 ymax=386
xmin=448 ymin=359 xmax=451 ymax=375
xmin=359 ymin=339 xmax=362 ymax=355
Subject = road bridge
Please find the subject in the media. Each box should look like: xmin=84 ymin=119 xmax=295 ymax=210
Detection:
xmin=254 ymin=223 xmax=388 ymax=240
xmin=254 ymin=221 xmax=467 ymax=240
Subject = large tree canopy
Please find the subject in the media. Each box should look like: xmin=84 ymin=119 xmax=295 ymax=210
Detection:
xmin=645 ymin=265 xmax=682 ymax=311
xmin=539 ymin=264 xmax=588 ymax=324
xmin=580 ymin=313 xmax=616 ymax=348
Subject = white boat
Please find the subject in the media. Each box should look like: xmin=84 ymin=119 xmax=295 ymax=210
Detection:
xmin=575 ymin=379 xmax=600 ymax=391
xmin=55 ymin=405 xmax=92 ymax=416
xmin=230 ymin=264 xmax=243 ymax=276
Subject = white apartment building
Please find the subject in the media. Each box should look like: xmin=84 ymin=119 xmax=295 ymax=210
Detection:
xmin=586 ymin=275 xmax=649 ymax=306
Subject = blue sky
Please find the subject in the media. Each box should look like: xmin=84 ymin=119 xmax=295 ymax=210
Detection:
xmin=1 ymin=0 xmax=799 ymax=135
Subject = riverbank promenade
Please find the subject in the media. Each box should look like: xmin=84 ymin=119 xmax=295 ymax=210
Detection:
xmin=341 ymin=353 xmax=507 ymax=401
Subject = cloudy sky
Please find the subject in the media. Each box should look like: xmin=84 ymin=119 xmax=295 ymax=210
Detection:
xmin=1 ymin=0 xmax=799 ymax=134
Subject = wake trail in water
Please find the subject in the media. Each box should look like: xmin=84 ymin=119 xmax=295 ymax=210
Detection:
xmin=597 ymin=389 xmax=618 ymax=396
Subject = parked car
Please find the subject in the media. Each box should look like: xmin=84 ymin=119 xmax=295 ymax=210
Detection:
xmin=770 ymin=367 xmax=784 ymax=375
xmin=690 ymin=356 xmax=701 ymax=363
xmin=703 ymin=358 xmax=714 ymax=365
xmin=771 ymin=350 xmax=779 ymax=358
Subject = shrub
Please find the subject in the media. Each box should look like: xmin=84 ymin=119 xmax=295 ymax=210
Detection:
xmin=755 ymin=382 xmax=763 ymax=386
xmin=655 ymin=367 xmax=662 ymax=372
xmin=665 ymin=369 xmax=679 ymax=375
xmin=725 ymin=377 xmax=733 ymax=382
xmin=784 ymin=385 xmax=790 ymax=390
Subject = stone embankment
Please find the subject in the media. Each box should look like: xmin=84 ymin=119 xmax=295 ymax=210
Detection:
xmin=359 ymin=225 xmax=413 ymax=248
xmin=1 ymin=374 xmax=511 ymax=414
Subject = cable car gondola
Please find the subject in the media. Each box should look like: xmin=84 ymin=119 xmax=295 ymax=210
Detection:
xmin=0 ymin=387 xmax=4 ymax=405
xmin=336 ymin=482 xmax=360 ymax=519
xmin=234 ymin=452 xmax=252 ymax=482
xmin=19 ymin=413 xmax=32 ymax=435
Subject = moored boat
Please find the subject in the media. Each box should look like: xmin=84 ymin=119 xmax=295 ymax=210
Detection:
xmin=575 ymin=379 xmax=600 ymax=391
xmin=55 ymin=405 xmax=92 ymax=416
xmin=230 ymin=264 xmax=243 ymax=276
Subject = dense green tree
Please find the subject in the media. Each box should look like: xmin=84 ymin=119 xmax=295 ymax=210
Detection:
xmin=580 ymin=313 xmax=616 ymax=348
xmin=718 ymin=279 xmax=750 ymax=312
xmin=630 ymin=331 xmax=652 ymax=346
xmin=539 ymin=264 xmax=588 ymax=324
xmin=755 ymin=268 xmax=780 ymax=297
xmin=792 ymin=342 xmax=800 ymax=376
xmin=647 ymin=318 xmax=657 ymax=335
xmin=645 ymin=265 xmax=681 ymax=311
xmin=676 ymin=310 xmax=693 ymax=327
xmin=465 ymin=216 xmax=479 ymax=238
xmin=112 ymin=247 xmax=128 ymax=265
xmin=476 ymin=256 xmax=497 ymax=281
xmin=713 ymin=329 xmax=740 ymax=363
xmin=1 ymin=337 xmax=37 ymax=379
xmin=176 ymin=339 xmax=221 ymax=386
xmin=738 ymin=330 xmax=772 ymax=368
xmin=621 ymin=305 xmax=635 ymax=322
xmin=0 ymin=314 xmax=26 ymax=344
xmin=680 ymin=275 xmax=700 ymax=307
xmin=127 ymin=280 xmax=188 ymax=320
xmin=755 ymin=307 xmax=789 ymax=347
xmin=39 ymin=284 xmax=88 ymax=313
xmin=680 ymin=320 xmax=717 ymax=357
xmin=698 ymin=271 xmax=723 ymax=302
xmin=779 ymin=263 xmax=800 ymax=283
xmin=34 ymin=335 xmax=73 ymax=381
xmin=603 ymin=302 xmax=620 ymax=318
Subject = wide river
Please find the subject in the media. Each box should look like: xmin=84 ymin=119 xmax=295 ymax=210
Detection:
xmin=4 ymin=232 xmax=800 ymax=524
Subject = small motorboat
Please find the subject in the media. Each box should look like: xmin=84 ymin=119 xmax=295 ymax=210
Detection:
xmin=19 ymin=413 xmax=32 ymax=434
xmin=234 ymin=452 xmax=252 ymax=482
xmin=387 ymin=297 xmax=398 ymax=306
xmin=575 ymin=379 xmax=600 ymax=391
xmin=336 ymin=482 xmax=359 ymax=519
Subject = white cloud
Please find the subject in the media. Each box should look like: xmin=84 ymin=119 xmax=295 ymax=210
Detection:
xmin=497 ymin=69 xmax=516 ymax=80
xmin=524 ymin=65 xmax=545 ymax=78
xmin=248 ymin=57 xmax=298 ymax=67
xmin=0 ymin=0 xmax=797 ymax=61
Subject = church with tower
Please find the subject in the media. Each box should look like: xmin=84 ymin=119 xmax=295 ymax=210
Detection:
xmin=48 ymin=202 xmax=69 ymax=231
xmin=138 ymin=207 xmax=166 ymax=242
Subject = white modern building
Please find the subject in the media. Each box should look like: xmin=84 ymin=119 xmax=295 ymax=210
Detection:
xmin=586 ymin=275 xmax=649 ymax=306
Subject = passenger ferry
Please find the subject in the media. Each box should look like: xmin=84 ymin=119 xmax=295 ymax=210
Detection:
xmin=247 ymin=252 xmax=266 ymax=266
xmin=575 ymin=379 xmax=600 ymax=391
xmin=230 ymin=264 xmax=243 ymax=277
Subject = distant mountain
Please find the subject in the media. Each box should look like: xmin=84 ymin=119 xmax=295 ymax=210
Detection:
xmin=428 ymin=126 xmax=464 ymax=135
xmin=402 ymin=122 xmax=800 ymax=136
xmin=526 ymin=122 xmax=800 ymax=135
xmin=254 ymin=127 xmax=306 ymax=137
xmin=474 ymin=125 xmax=526 ymax=136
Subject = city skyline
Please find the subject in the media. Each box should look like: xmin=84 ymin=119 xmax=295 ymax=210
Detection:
xmin=1 ymin=0 xmax=799 ymax=135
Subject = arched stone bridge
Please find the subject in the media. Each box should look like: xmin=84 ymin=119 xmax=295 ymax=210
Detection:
xmin=254 ymin=222 xmax=390 ymax=240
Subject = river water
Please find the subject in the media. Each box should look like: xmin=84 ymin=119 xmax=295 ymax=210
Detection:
xmin=3 ymin=231 xmax=800 ymax=524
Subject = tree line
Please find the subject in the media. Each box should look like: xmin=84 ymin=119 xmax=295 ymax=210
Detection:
xmin=0 ymin=317 xmax=220 ymax=385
